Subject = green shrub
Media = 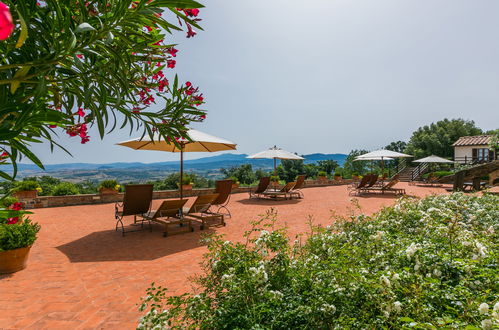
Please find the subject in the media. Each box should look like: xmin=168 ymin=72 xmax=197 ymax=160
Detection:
xmin=422 ymin=171 xmax=453 ymax=179
xmin=139 ymin=194 xmax=499 ymax=329
xmin=0 ymin=218 xmax=40 ymax=252
xmin=0 ymin=196 xmax=18 ymax=208
xmin=51 ymin=182 xmax=80 ymax=196
xmin=317 ymin=171 xmax=327 ymax=177
xmin=179 ymin=175 xmax=193 ymax=186
xmin=228 ymin=176 xmax=240 ymax=185
xmin=98 ymin=179 xmax=120 ymax=191
xmin=270 ymin=175 xmax=280 ymax=183
xmin=11 ymin=180 xmax=41 ymax=193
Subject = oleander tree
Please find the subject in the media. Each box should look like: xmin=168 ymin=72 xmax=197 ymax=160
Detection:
xmin=0 ymin=0 xmax=206 ymax=182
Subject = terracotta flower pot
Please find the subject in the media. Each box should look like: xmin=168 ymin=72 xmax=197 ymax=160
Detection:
xmin=0 ymin=246 xmax=32 ymax=274
xmin=13 ymin=190 xmax=38 ymax=199
xmin=334 ymin=176 xmax=342 ymax=181
xmin=232 ymin=183 xmax=239 ymax=189
xmin=317 ymin=176 xmax=327 ymax=182
xmin=99 ymin=187 xmax=118 ymax=195
xmin=182 ymin=184 xmax=193 ymax=191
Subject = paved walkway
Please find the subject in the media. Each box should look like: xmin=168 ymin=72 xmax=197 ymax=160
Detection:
xmin=0 ymin=183 xmax=449 ymax=329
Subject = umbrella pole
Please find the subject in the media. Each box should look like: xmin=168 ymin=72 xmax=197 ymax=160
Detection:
xmin=180 ymin=146 xmax=184 ymax=201
xmin=274 ymin=158 xmax=276 ymax=176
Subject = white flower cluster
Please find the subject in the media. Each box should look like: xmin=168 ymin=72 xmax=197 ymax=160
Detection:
xmin=249 ymin=263 xmax=268 ymax=284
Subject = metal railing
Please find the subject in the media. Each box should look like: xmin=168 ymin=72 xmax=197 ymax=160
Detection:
xmin=411 ymin=162 xmax=429 ymax=181
xmin=454 ymin=156 xmax=495 ymax=165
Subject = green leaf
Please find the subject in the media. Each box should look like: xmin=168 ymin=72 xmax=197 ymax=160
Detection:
xmin=15 ymin=10 xmax=28 ymax=48
xmin=75 ymin=23 xmax=96 ymax=33
xmin=10 ymin=66 xmax=31 ymax=94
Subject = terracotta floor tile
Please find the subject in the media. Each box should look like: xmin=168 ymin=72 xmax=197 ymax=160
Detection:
xmin=0 ymin=184 xmax=450 ymax=329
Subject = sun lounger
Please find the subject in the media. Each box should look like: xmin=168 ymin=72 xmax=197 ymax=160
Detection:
xmin=349 ymin=175 xmax=372 ymax=195
xmin=364 ymin=176 xmax=406 ymax=195
xmin=288 ymin=175 xmax=306 ymax=199
xmin=183 ymin=193 xmax=225 ymax=230
xmin=210 ymin=179 xmax=233 ymax=218
xmin=141 ymin=199 xmax=191 ymax=237
xmin=249 ymin=177 xmax=270 ymax=199
xmin=115 ymin=184 xmax=153 ymax=236
xmin=262 ymin=182 xmax=296 ymax=200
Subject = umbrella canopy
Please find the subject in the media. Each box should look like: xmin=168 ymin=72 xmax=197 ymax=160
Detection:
xmin=413 ymin=155 xmax=454 ymax=163
xmin=354 ymin=156 xmax=394 ymax=161
xmin=117 ymin=129 xmax=236 ymax=152
xmin=117 ymin=129 xmax=237 ymax=200
xmin=356 ymin=149 xmax=412 ymax=159
xmin=247 ymin=146 xmax=304 ymax=175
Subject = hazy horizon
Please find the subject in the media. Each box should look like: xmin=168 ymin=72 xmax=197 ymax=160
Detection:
xmin=29 ymin=0 xmax=499 ymax=165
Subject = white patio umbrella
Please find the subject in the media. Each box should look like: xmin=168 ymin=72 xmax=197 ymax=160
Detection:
xmin=247 ymin=146 xmax=304 ymax=175
xmin=117 ymin=129 xmax=237 ymax=199
xmin=413 ymin=155 xmax=454 ymax=163
xmin=356 ymin=149 xmax=412 ymax=160
xmin=356 ymin=149 xmax=412 ymax=173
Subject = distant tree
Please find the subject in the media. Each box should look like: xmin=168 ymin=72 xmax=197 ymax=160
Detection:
xmin=51 ymin=182 xmax=80 ymax=196
xmin=303 ymin=164 xmax=319 ymax=179
xmin=154 ymin=172 xmax=212 ymax=190
xmin=277 ymin=159 xmax=306 ymax=183
xmin=316 ymin=160 xmax=339 ymax=175
xmin=343 ymin=149 xmax=370 ymax=175
xmin=221 ymin=164 xmax=256 ymax=185
xmin=405 ymin=119 xmax=483 ymax=158
xmin=254 ymin=169 xmax=268 ymax=180
xmin=385 ymin=141 xmax=407 ymax=153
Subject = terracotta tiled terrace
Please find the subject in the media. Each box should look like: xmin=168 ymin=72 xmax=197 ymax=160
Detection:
xmin=0 ymin=183 xmax=451 ymax=329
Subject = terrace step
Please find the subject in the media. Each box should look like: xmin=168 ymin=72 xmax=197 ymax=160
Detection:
xmin=397 ymin=166 xmax=417 ymax=182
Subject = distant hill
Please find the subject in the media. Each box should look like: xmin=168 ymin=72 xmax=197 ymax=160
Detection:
xmin=9 ymin=153 xmax=347 ymax=182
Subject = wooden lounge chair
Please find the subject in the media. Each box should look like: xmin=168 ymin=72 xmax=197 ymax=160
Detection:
xmin=349 ymin=175 xmax=372 ymax=195
xmin=262 ymin=182 xmax=296 ymax=200
xmin=183 ymin=193 xmax=225 ymax=230
xmin=289 ymin=175 xmax=306 ymax=199
xmin=249 ymin=177 xmax=270 ymax=199
xmin=141 ymin=199 xmax=191 ymax=237
xmin=115 ymin=184 xmax=153 ymax=236
xmin=365 ymin=176 xmax=406 ymax=195
xmin=210 ymin=179 xmax=233 ymax=218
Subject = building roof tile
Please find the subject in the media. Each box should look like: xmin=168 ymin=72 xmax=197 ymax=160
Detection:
xmin=452 ymin=135 xmax=492 ymax=147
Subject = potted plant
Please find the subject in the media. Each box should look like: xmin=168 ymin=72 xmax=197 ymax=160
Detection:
xmin=98 ymin=179 xmax=121 ymax=195
xmin=11 ymin=180 xmax=42 ymax=199
xmin=229 ymin=177 xmax=240 ymax=189
xmin=270 ymin=175 xmax=280 ymax=188
xmin=0 ymin=199 xmax=40 ymax=274
xmin=179 ymin=176 xmax=193 ymax=190
xmin=333 ymin=173 xmax=342 ymax=181
xmin=317 ymin=171 xmax=328 ymax=182
xmin=352 ymin=172 xmax=360 ymax=180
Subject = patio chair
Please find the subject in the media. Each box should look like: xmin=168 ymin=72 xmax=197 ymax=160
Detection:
xmin=262 ymin=182 xmax=296 ymax=200
xmin=289 ymin=175 xmax=306 ymax=199
xmin=141 ymin=199 xmax=191 ymax=237
xmin=183 ymin=193 xmax=225 ymax=230
xmin=115 ymin=184 xmax=153 ymax=236
xmin=210 ymin=179 xmax=233 ymax=218
xmin=249 ymin=177 xmax=270 ymax=198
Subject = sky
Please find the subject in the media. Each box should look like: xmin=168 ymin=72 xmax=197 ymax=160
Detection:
xmin=30 ymin=0 xmax=499 ymax=164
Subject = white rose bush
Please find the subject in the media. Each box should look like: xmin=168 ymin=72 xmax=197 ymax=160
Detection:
xmin=139 ymin=193 xmax=498 ymax=329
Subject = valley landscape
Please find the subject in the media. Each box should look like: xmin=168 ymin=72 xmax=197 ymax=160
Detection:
xmin=12 ymin=153 xmax=347 ymax=183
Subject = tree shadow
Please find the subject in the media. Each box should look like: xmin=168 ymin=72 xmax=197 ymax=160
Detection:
xmin=236 ymin=198 xmax=302 ymax=206
xmin=56 ymin=222 xmax=214 ymax=263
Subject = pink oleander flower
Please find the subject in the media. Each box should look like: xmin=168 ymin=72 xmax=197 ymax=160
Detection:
xmin=166 ymin=47 xmax=178 ymax=57
xmin=186 ymin=23 xmax=196 ymax=38
xmin=166 ymin=59 xmax=176 ymax=68
xmin=6 ymin=217 xmax=19 ymax=224
xmin=0 ymin=1 xmax=14 ymax=41
xmin=76 ymin=107 xmax=85 ymax=117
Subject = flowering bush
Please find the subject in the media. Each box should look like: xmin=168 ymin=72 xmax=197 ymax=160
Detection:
xmin=11 ymin=180 xmax=42 ymax=193
xmin=0 ymin=201 xmax=39 ymax=251
xmin=138 ymin=193 xmax=498 ymax=329
xmin=98 ymin=179 xmax=120 ymax=191
xmin=0 ymin=0 xmax=205 ymax=181
xmin=51 ymin=182 xmax=80 ymax=196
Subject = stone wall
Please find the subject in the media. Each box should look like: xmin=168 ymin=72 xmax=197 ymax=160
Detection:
xmin=18 ymin=180 xmax=353 ymax=209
